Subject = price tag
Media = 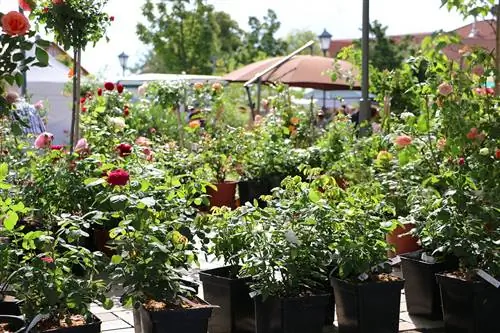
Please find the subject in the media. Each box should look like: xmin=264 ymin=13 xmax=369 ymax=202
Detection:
xmin=476 ymin=269 xmax=500 ymax=288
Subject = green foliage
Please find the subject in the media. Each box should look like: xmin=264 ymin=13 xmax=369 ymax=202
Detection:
xmin=441 ymin=0 xmax=497 ymax=17
xmin=285 ymin=30 xmax=322 ymax=55
xmin=32 ymin=0 xmax=111 ymax=50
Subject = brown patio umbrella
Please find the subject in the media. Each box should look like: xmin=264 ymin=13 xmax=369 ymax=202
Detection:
xmin=223 ymin=55 xmax=359 ymax=90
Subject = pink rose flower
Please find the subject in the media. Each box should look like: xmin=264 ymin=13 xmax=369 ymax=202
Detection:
xmin=394 ymin=135 xmax=412 ymax=148
xmin=74 ymin=138 xmax=89 ymax=152
xmin=34 ymin=100 xmax=44 ymax=110
xmin=438 ymin=82 xmax=453 ymax=96
xmin=34 ymin=132 xmax=54 ymax=149
xmin=135 ymin=136 xmax=151 ymax=147
xmin=437 ymin=138 xmax=447 ymax=151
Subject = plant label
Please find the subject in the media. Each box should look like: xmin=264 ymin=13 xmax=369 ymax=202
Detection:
xmin=476 ymin=269 xmax=500 ymax=288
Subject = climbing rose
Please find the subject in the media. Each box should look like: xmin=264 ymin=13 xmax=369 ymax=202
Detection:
xmin=135 ymin=136 xmax=151 ymax=147
xmin=41 ymin=256 xmax=54 ymax=263
xmin=394 ymin=135 xmax=412 ymax=148
xmin=34 ymin=132 xmax=54 ymax=149
xmin=107 ymin=169 xmax=129 ymax=186
xmin=212 ymin=82 xmax=223 ymax=93
xmin=97 ymin=88 xmax=103 ymax=96
xmin=188 ymin=120 xmax=201 ymax=129
xmin=116 ymin=143 xmax=132 ymax=157
xmin=438 ymin=82 xmax=453 ymax=96
xmin=104 ymin=82 xmax=114 ymax=91
xmin=19 ymin=0 xmax=31 ymax=11
xmin=34 ymin=100 xmax=44 ymax=110
xmin=1 ymin=11 xmax=30 ymax=36
xmin=74 ymin=138 xmax=89 ymax=152
xmin=437 ymin=138 xmax=447 ymax=151
xmin=117 ymin=83 xmax=124 ymax=94
xmin=495 ymin=148 xmax=500 ymax=160
xmin=466 ymin=128 xmax=478 ymax=140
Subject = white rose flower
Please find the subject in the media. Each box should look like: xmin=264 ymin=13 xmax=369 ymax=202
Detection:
xmin=109 ymin=117 xmax=126 ymax=130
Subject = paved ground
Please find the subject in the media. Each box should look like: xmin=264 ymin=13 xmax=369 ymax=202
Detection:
xmin=91 ymin=260 xmax=446 ymax=333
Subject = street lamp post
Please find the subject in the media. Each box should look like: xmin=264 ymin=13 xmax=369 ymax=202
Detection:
xmin=359 ymin=0 xmax=370 ymax=129
xmin=118 ymin=52 xmax=129 ymax=77
xmin=318 ymin=29 xmax=332 ymax=110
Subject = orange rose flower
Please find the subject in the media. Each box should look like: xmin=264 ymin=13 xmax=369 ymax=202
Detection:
xmin=193 ymin=82 xmax=204 ymax=91
xmin=212 ymin=82 xmax=223 ymax=93
xmin=188 ymin=120 xmax=201 ymax=129
xmin=1 ymin=11 xmax=30 ymax=36
xmin=290 ymin=117 xmax=300 ymax=125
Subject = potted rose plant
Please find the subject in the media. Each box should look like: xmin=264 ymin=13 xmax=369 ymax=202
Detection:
xmin=196 ymin=205 xmax=257 ymax=333
xmin=10 ymin=214 xmax=113 ymax=333
xmin=106 ymin=171 xmax=214 ymax=333
xmin=326 ymin=181 xmax=403 ymax=333
xmin=238 ymin=176 xmax=333 ymax=333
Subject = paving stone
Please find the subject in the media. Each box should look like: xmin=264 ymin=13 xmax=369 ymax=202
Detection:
xmin=90 ymin=304 xmax=115 ymax=314
xmin=101 ymin=320 xmax=131 ymax=331
xmin=399 ymin=321 xmax=417 ymax=331
xmin=401 ymin=313 xmax=444 ymax=330
xmin=114 ymin=310 xmax=135 ymax=325
xmin=95 ymin=312 xmax=118 ymax=322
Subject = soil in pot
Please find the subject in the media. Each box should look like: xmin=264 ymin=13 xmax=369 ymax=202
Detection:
xmin=199 ymin=266 xmax=254 ymax=333
xmin=400 ymin=250 xmax=458 ymax=319
xmin=254 ymin=293 xmax=330 ymax=333
xmin=238 ymin=181 xmax=269 ymax=208
xmin=0 ymin=315 xmax=25 ymax=333
xmin=437 ymin=273 xmax=500 ymax=333
xmin=386 ymin=223 xmax=420 ymax=257
xmin=331 ymin=274 xmax=404 ymax=333
xmin=133 ymin=298 xmax=213 ymax=333
xmin=207 ymin=182 xmax=237 ymax=209
xmin=33 ymin=314 xmax=101 ymax=333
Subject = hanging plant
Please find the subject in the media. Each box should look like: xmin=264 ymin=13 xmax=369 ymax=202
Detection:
xmin=32 ymin=0 xmax=112 ymax=51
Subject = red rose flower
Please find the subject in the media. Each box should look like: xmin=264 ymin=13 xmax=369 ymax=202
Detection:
xmin=19 ymin=0 xmax=31 ymax=11
xmin=117 ymin=83 xmax=124 ymax=93
xmin=495 ymin=148 xmax=500 ymax=160
xmin=80 ymin=97 xmax=86 ymax=104
xmin=51 ymin=145 xmax=64 ymax=150
xmin=466 ymin=127 xmax=478 ymax=140
xmin=104 ymin=82 xmax=114 ymax=91
xmin=486 ymin=88 xmax=495 ymax=95
xmin=458 ymin=157 xmax=465 ymax=166
xmin=109 ymin=16 xmax=115 ymax=21
xmin=107 ymin=169 xmax=130 ymax=186
xmin=97 ymin=88 xmax=103 ymax=96
xmin=41 ymin=256 xmax=54 ymax=263
xmin=116 ymin=143 xmax=132 ymax=157
xmin=123 ymin=108 xmax=129 ymax=117
xmin=81 ymin=107 xmax=87 ymax=113
xmin=42 ymin=7 xmax=49 ymax=13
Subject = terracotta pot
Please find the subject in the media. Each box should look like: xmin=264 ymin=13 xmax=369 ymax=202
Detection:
xmin=386 ymin=223 xmax=420 ymax=257
xmin=207 ymin=182 xmax=237 ymax=209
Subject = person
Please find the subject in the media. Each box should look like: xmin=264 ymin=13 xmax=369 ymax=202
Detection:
xmin=6 ymin=91 xmax=46 ymax=135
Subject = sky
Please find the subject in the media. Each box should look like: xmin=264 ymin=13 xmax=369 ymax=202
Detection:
xmin=0 ymin=0 xmax=476 ymax=80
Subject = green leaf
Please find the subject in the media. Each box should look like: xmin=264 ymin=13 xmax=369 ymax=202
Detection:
xmin=139 ymin=197 xmax=156 ymax=208
xmin=111 ymin=255 xmax=122 ymax=264
xmin=102 ymin=298 xmax=114 ymax=310
xmin=85 ymin=178 xmax=105 ymax=187
xmin=0 ymin=163 xmax=8 ymax=180
xmin=3 ymin=211 xmax=18 ymax=230
xmin=308 ymin=189 xmax=321 ymax=203
xmin=35 ymin=39 xmax=50 ymax=48
xmin=35 ymin=47 xmax=49 ymax=66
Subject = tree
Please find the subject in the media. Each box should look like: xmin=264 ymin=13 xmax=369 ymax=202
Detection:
xmin=285 ymin=30 xmax=322 ymax=55
xmin=235 ymin=9 xmax=288 ymax=65
xmin=137 ymin=0 xmax=222 ymax=74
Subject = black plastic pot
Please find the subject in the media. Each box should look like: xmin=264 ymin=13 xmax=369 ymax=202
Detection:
xmin=254 ymin=293 xmax=330 ymax=333
xmin=400 ymin=250 xmax=458 ymax=319
xmin=199 ymin=266 xmax=254 ymax=333
xmin=437 ymin=273 xmax=500 ymax=333
xmin=238 ymin=181 xmax=269 ymax=207
xmin=331 ymin=277 xmax=404 ymax=333
xmin=133 ymin=301 xmax=213 ymax=333
xmin=0 ymin=315 xmax=25 ymax=333
xmin=0 ymin=297 xmax=22 ymax=316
